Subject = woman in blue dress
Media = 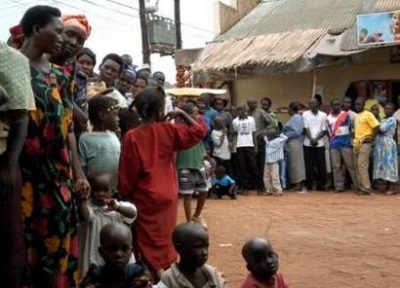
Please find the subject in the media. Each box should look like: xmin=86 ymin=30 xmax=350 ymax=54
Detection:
xmin=373 ymin=103 xmax=398 ymax=195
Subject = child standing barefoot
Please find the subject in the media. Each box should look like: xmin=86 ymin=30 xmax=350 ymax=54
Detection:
xmin=78 ymin=171 xmax=137 ymax=277
xmin=177 ymin=103 xmax=209 ymax=230
xmin=157 ymin=223 xmax=226 ymax=287
xmin=118 ymin=87 xmax=206 ymax=281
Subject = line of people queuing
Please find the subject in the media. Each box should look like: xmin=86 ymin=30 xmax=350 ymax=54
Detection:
xmin=197 ymin=93 xmax=399 ymax=197
xmin=0 ymin=5 xmax=290 ymax=288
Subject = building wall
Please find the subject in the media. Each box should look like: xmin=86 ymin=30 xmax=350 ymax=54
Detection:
xmin=214 ymin=0 xmax=259 ymax=35
xmin=232 ymin=47 xmax=400 ymax=111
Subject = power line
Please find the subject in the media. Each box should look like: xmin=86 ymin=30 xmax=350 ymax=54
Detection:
xmin=0 ymin=1 xmax=45 ymax=19
xmin=90 ymin=0 xmax=214 ymax=34
xmin=82 ymin=0 xmax=139 ymax=19
xmin=97 ymin=0 xmax=139 ymax=11
xmin=50 ymin=0 xmax=136 ymax=26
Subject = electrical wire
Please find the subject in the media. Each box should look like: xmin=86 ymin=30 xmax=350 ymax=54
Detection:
xmin=0 ymin=0 xmax=45 ymax=19
xmin=50 ymin=0 xmax=136 ymax=26
xmin=82 ymin=0 xmax=139 ymax=19
xmin=94 ymin=0 xmax=214 ymax=34
xmin=93 ymin=0 xmax=139 ymax=11
xmin=2 ymin=0 xmax=214 ymax=41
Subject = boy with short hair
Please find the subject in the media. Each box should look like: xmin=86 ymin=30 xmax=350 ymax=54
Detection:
xmin=79 ymin=223 xmax=152 ymax=288
xmin=264 ymin=128 xmax=288 ymax=196
xmin=209 ymin=166 xmax=237 ymax=199
xmin=158 ymin=223 xmax=226 ymax=288
xmin=241 ymin=237 xmax=288 ymax=288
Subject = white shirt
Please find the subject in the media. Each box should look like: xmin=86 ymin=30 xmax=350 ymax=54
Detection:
xmin=302 ymin=110 xmax=327 ymax=147
xmin=105 ymin=89 xmax=128 ymax=108
xmin=233 ymin=116 xmax=256 ymax=148
xmin=211 ymin=129 xmax=231 ymax=160
xmin=164 ymin=95 xmax=174 ymax=115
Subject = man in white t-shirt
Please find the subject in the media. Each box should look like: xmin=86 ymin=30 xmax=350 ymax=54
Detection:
xmin=232 ymin=105 xmax=258 ymax=193
xmin=303 ymin=98 xmax=328 ymax=191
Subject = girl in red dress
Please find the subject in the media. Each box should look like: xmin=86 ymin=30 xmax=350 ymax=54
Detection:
xmin=118 ymin=87 xmax=206 ymax=280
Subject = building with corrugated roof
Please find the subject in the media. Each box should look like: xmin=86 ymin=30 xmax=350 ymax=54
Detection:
xmin=193 ymin=0 xmax=400 ymax=111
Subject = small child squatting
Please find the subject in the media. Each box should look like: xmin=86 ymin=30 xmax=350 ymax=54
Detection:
xmin=209 ymin=166 xmax=237 ymax=199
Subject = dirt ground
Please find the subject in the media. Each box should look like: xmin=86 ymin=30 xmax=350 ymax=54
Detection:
xmin=178 ymin=192 xmax=400 ymax=288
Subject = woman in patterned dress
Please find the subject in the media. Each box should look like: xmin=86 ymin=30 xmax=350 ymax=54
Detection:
xmin=19 ymin=6 xmax=89 ymax=287
xmin=373 ymin=103 xmax=398 ymax=195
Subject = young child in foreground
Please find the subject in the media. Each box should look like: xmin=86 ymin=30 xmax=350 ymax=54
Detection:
xmin=264 ymin=128 xmax=288 ymax=196
xmin=176 ymin=103 xmax=209 ymax=230
xmin=210 ymin=166 xmax=237 ymax=199
xmin=78 ymin=171 xmax=137 ymax=277
xmin=241 ymin=237 xmax=288 ymax=288
xmin=157 ymin=222 xmax=226 ymax=288
xmin=79 ymin=223 xmax=152 ymax=288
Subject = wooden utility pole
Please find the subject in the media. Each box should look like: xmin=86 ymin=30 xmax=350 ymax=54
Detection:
xmin=174 ymin=0 xmax=182 ymax=49
xmin=139 ymin=0 xmax=151 ymax=65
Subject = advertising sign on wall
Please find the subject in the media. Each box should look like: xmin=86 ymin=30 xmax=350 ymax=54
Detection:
xmin=357 ymin=11 xmax=400 ymax=46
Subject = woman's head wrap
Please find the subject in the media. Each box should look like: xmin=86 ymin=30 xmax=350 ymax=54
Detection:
xmin=8 ymin=24 xmax=24 ymax=49
xmin=123 ymin=65 xmax=137 ymax=83
xmin=62 ymin=14 xmax=92 ymax=39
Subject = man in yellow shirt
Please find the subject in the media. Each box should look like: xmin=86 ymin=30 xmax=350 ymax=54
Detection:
xmin=353 ymin=97 xmax=380 ymax=195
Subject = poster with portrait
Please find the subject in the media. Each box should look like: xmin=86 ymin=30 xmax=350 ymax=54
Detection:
xmin=371 ymin=81 xmax=389 ymax=105
xmin=357 ymin=11 xmax=400 ymax=46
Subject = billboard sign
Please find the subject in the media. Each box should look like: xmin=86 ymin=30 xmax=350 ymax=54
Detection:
xmin=357 ymin=11 xmax=400 ymax=46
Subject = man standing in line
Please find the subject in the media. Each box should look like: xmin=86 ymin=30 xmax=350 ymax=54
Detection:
xmin=303 ymin=98 xmax=328 ymax=191
xmin=326 ymin=99 xmax=358 ymax=192
xmin=247 ymin=97 xmax=275 ymax=193
xmin=353 ymin=97 xmax=380 ymax=195
xmin=232 ymin=105 xmax=258 ymax=194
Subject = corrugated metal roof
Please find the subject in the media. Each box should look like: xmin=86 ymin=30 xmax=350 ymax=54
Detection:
xmin=215 ymin=0 xmax=365 ymax=41
xmin=341 ymin=0 xmax=400 ymax=51
xmin=195 ymin=0 xmax=400 ymax=75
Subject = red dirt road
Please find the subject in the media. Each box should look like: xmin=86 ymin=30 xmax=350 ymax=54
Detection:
xmin=178 ymin=192 xmax=400 ymax=288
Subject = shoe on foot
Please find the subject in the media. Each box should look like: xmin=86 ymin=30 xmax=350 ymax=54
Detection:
xmin=357 ymin=189 xmax=370 ymax=196
xmin=385 ymin=191 xmax=397 ymax=195
xmin=297 ymin=188 xmax=308 ymax=194
xmin=274 ymin=191 xmax=283 ymax=196
xmin=191 ymin=215 xmax=208 ymax=230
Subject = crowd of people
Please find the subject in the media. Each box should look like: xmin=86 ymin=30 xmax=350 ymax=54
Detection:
xmin=0 ymin=4 xmax=399 ymax=288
